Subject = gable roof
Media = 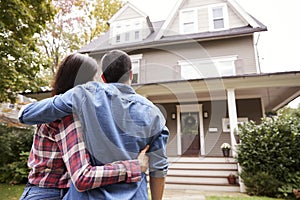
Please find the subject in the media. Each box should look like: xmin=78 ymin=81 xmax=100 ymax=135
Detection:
xmin=78 ymin=0 xmax=267 ymax=54
xmin=108 ymin=1 xmax=149 ymax=24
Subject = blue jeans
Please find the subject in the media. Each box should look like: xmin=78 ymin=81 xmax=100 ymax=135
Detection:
xmin=19 ymin=185 xmax=68 ymax=200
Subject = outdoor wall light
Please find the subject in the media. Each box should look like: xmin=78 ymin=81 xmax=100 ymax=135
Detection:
xmin=171 ymin=112 xmax=176 ymax=120
xmin=203 ymin=111 xmax=209 ymax=119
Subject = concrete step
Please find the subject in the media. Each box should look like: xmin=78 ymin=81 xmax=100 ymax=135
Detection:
xmin=165 ymin=157 xmax=240 ymax=192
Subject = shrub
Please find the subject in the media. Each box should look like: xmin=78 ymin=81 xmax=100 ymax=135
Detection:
xmin=0 ymin=123 xmax=33 ymax=184
xmin=237 ymin=107 xmax=300 ymax=198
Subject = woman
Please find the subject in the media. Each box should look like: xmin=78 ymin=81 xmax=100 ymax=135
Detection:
xmin=20 ymin=53 xmax=148 ymax=200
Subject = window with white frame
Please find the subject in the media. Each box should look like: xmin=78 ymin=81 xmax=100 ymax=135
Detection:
xmin=111 ymin=18 xmax=143 ymax=44
xmin=129 ymin=54 xmax=143 ymax=83
xmin=209 ymin=4 xmax=228 ymax=31
xmin=178 ymin=55 xmax=237 ymax=80
xmin=180 ymin=9 xmax=198 ymax=34
xmin=114 ymin=25 xmax=122 ymax=43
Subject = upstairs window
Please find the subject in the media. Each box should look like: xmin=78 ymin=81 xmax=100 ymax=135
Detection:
xmin=129 ymin=54 xmax=143 ymax=84
xmin=178 ymin=55 xmax=237 ymax=80
xmin=209 ymin=4 xmax=228 ymax=31
xmin=180 ymin=9 xmax=198 ymax=34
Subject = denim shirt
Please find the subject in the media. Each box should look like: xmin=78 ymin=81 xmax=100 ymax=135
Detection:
xmin=20 ymin=82 xmax=169 ymax=200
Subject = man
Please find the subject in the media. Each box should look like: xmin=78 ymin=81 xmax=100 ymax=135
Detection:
xmin=19 ymin=50 xmax=169 ymax=200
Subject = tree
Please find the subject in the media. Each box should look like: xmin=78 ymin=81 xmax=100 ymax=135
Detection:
xmin=38 ymin=0 xmax=123 ymax=76
xmin=0 ymin=0 xmax=55 ymax=103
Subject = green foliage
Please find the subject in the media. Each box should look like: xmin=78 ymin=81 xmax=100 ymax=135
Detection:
xmin=0 ymin=124 xmax=34 ymax=184
xmin=38 ymin=0 xmax=123 ymax=76
xmin=0 ymin=0 xmax=55 ymax=102
xmin=237 ymin=107 xmax=300 ymax=198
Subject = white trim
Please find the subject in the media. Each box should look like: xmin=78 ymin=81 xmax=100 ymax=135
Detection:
xmin=178 ymin=55 xmax=238 ymax=65
xmin=176 ymin=104 xmax=205 ymax=156
xmin=129 ymin=54 xmax=143 ymax=84
xmin=227 ymin=89 xmax=238 ymax=157
xmin=129 ymin=54 xmax=143 ymax=60
xmin=208 ymin=3 xmax=229 ymax=31
xmin=154 ymin=0 xmax=185 ymax=40
xmin=227 ymin=0 xmax=260 ymax=28
xmin=179 ymin=8 xmax=198 ymax=34
xmin=108 ymin=2 xmax=148 ymax=24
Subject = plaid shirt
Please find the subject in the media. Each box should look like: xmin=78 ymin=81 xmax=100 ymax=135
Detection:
xmin=27 ymin=115 xmax=141 ymax=192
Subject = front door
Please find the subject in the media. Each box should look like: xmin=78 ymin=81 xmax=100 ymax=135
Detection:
xmin=180 ymin=112 xmax=200 ymax=155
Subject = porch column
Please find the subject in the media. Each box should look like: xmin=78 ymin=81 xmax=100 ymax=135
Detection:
xmin=226 ymin=88 xmax=238 ymax=157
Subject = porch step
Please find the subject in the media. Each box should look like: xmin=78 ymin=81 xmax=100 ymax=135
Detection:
xmin=165 ymin=157 xmax=240 ymax=192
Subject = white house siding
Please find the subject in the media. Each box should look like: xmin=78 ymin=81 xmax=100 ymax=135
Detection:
xmin=165 ymin=0 xmax=248 ymax=37
xmin=227 ymin=5 xmax=248 ymax=28
xmin=131 ymin=36 xmax=256 ymax=84
xmin=117 ymin=7 xmax=141 ymax=20
xmin=200 ymin=36 xmax=257 ymax=75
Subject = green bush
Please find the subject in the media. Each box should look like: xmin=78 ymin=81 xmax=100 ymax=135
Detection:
xmin=237 ymin=107 xmax=300 ymax=198
xmin=0 ymin=123 xmax=33 ymax=184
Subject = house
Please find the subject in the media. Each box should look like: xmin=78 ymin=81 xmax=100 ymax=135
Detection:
xmin=80 ymin=0 xmax=300 ymax=192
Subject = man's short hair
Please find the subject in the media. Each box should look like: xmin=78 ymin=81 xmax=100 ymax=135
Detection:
xmin=101 ymin=50 xmax=132 ymax=83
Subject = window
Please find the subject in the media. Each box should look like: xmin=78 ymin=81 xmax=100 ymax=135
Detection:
xmin=180 ymin=9 xmax=198 ymax=34
xmin=111 ymin=18 xmax=144 ymax=44
xmin=134 ymin=31 xmax=140 ymax=40
xmin=125 ymin=32 xmax=130 ymax=41
xmin=114 ymin=25 xmax=122 ymax=43
xmin=209 ymin=4 xmax=228 ymax=31
xmin=178 ymin=56 xmax=237 ymax=80
xmin=129 ymin=54 xmax=143 ymax=83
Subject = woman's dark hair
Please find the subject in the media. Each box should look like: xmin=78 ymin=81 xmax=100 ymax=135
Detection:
xmin=101 ymin=50 xmax=132 ymax=83
xmin=51 ymin=53 xmax=98 ymax=96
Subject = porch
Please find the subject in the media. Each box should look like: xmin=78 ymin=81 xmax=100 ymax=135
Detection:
xmin=165 ymin=156 xmax=241 ymax=192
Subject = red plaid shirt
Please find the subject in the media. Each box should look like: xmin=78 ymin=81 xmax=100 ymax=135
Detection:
xmin=27 ymin=115 xmax=141 ymax=192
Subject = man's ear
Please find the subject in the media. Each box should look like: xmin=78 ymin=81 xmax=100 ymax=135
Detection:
xmin=101 ymin=74 xmax=107 ymax=83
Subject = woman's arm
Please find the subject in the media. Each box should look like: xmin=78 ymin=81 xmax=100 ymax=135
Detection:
xmin=52 ymin=115 xmax=148 ymax=192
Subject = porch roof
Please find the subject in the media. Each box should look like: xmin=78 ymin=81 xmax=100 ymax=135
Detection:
xmin=132 ymin=71 xmax=300 ymax=111
xmin=23 ymin=71 xmax=300 ymax=111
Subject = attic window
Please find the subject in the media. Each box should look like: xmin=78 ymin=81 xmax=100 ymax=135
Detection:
xmin=209 ymin=4 xmax=228 ymax=31
xmin=180 ymin=9 xmax=198 ymax=34
xmin=110 ymin=18 xmax=144 ymax=44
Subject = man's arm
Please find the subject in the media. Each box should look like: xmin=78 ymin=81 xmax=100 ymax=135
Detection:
xmin=150 ymin=177 xmax=165 ymax=200
xmin=53 ymin=115 xmax=149 ymax=192
xmin=148 ymin=126 xmax=169 ymax=200
xmin=19 ymin=87 xmax=75 ymax=125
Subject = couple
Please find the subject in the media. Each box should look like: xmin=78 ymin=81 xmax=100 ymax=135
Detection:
xmin=19 ymin=50 xmax=169 ymax=200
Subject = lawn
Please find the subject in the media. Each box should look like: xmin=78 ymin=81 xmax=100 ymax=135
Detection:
xmin=0 ymin=184 xmax=24 ymax=200
xmin=206 ymin=196 xmax=282 ymax=200
xmin=0 ymin=183 xmax=283 ymax=200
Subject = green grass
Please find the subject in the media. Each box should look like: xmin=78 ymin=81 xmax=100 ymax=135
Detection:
xmin=0 ymin=184 xmax=25 ymax=200
xmin=206 ymin=196 xmax=282 ymax=200
xmin=0 ymin=183 xmax=284 ymax=200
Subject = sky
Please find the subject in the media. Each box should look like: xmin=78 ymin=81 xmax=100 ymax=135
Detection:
xmin=126 ymin=0 xmax=300 ymax=108
xmin=127 ymin=0 xmax=300 ymax=73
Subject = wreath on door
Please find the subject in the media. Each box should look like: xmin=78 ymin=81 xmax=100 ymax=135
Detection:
xmin=184 ymin=115 xmax=196 ymax=127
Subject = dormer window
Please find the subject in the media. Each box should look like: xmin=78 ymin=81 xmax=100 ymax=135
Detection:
xmin=209 ymin=4 xmax=228 ymax=31
xmin=135 ymin=31 xmax=140 ymax=40
xmin=114 ymin=25 xmax=122 ymax=43
xmin=110 ymin=18 xmax=145 ymax=45
xmin=179 ymin=9 xmax=198 ymax=34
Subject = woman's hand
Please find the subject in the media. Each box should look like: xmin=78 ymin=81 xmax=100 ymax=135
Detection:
xmin=137 ymin=145 xmax=149 ymax=172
